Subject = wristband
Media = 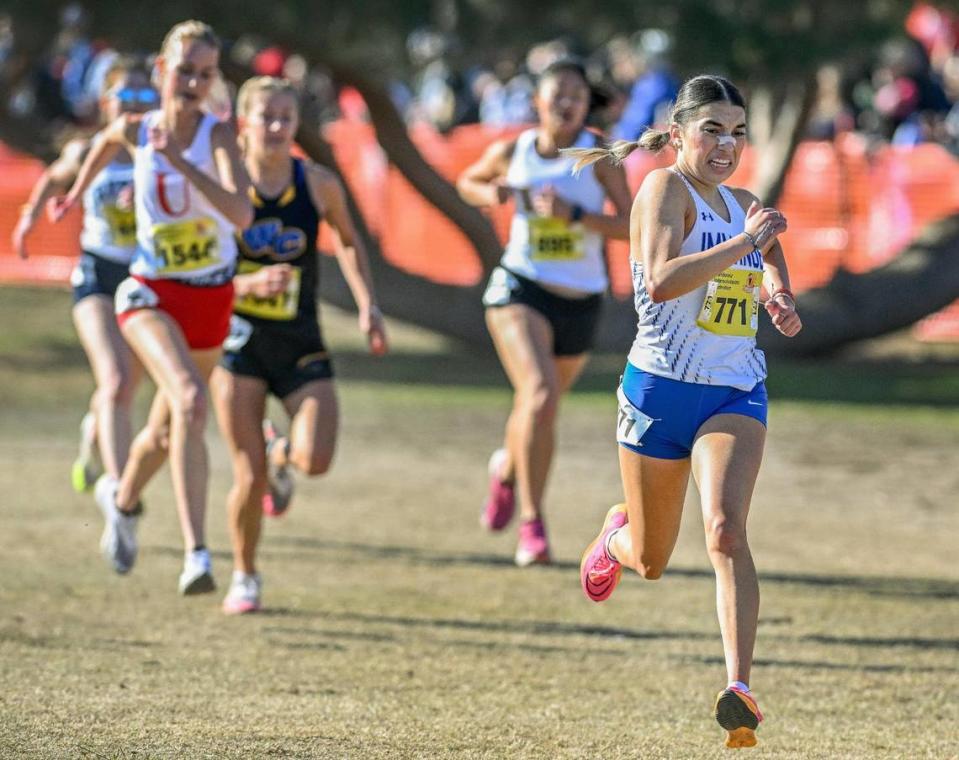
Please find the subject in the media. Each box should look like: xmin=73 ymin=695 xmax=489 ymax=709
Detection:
xmin=742 ymin=231 xmax=759 ymax=251
xmin=570 ymin=204 xmax=584 ymax=223
xmin=770 ymin=287 xmax=795 ymax=304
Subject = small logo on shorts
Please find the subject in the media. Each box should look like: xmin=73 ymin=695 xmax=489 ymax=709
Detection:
xmin=746 ymin=400 xmax=764 ymax=406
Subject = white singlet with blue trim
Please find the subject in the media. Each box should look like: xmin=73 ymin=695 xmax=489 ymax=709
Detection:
xmin=80 ymin=142 xmax=136 ymax=264
xmin=626 ymin=170 xmax=767 ymax=391
xmin=500 ymin=128 xmax=607 ymax=293
xmin=130 ymin=110 xmax=237 ymax=282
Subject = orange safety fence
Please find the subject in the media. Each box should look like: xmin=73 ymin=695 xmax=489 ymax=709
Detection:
xmin=2 ymin=124 xmax=959 ymax=339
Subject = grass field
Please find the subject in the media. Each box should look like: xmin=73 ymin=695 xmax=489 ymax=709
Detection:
xmin=1 ymin=285 xmax=957 ymax=759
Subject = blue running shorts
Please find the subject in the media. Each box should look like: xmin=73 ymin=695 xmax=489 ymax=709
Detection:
xmin=617 ymin=362 xmax=767 ymax=460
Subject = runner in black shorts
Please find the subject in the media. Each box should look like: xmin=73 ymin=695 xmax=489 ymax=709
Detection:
xmin=211 ymin=76 xmax=387 ymax=614
xmin=483 ymin=267 xmax=603 ymax=357
xmin=13 ymin=57 xmax=154 ymax=495
xmin=457 ymin=60 xmax=631 ymax=566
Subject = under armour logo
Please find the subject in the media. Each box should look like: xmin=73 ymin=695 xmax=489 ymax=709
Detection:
xmin=701 ymin=211 xmax=715 ymax=222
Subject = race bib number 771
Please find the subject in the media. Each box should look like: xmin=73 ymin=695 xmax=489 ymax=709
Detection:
xmin=696 ymin=268 xmax=761 ymax=337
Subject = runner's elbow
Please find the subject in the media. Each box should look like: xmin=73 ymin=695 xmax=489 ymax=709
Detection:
xmin=231 ymin=205 xmax=254 ymax=230
xmin=646 ymin=277 xmax=668 ymax=303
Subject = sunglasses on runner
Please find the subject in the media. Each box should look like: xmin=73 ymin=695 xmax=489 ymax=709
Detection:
xmin=112 ymin=87 xmax=159 ymax=105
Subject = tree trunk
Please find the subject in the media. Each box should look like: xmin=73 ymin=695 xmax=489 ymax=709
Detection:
xmin=288 ymin=80 xmax=492 ymax=343
xmin=749 ymin=75 xmax=817 ymax=206
xmin=758 ymin=213 xmax=959 ymax=356
xmin=331 ymin=66 xmax=504 ymax=273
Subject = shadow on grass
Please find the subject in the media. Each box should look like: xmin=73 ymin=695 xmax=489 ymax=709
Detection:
xmin=800 ymin=634 xmax=959 ymax=651
xmin=260 ymin=536 xmax=959 ymax=601
xmin=250 ymin=610 xmax=959 ymax=660
xmin=260 ymin=620 xmax=633 ymax=657
xmin=682 ymin=654 xmax=959 ymax=674
xmin=256 ymin=610 xmax=709 ymax=657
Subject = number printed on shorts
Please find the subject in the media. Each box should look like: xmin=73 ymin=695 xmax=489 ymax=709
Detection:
xmin=482 ymin=267 xmax=519 ymax=307
xmin=616 ymin=386 xmax=654 ymax=448
xmin=223 ymin=315 xmax=253 ymax=352
xmin=114 ymin=277 xmax=159 ymax=315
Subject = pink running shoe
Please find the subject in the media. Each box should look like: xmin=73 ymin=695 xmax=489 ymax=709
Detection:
xmin=222 ymin=571 xmax=262 ymax=615
xmin=515 ymin=518 xmax=551 ymax=566
xmin=580 ymin=504 xmax=628 ymax=602
xmin=481 ymin=448 xmax=515 ymax=531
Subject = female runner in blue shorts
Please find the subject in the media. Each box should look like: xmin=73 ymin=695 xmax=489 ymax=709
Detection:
xmin=571 ymin=75 xmax=801 ymax=748
xmin=211 ymin=76 xmax=387 ymax=614
xmin=13 ymin=57 xmax=155 ymax=492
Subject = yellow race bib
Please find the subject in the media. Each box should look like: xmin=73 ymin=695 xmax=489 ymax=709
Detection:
xmin=102 ymin=204 xmax=136 ymax=247
xmin=233 ymin=261 xmax=301 ymax=321
xmin=529 ymin=217 xmax=584 ymax=261
xmin=152 ymin=218 xmax=220 ymax=275
xmin=696 ymin=268 xmax=761 ymax=337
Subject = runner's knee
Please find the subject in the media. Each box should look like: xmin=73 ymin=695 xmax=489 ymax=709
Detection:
xmin=705 ymin=516 xmax=747 ymax=557
xmin=233 ymin=459 xmax=267 ymax=500
xmin=98 ymin=366 xmax=136 ymax=408
xmin=170 ymin=380 xmax=208 ymax=432
xmin=520 ymin=381 xmax=560 ymax=427
xmin=633 ymin=556 xmax=666 ymax=580
xmin=290 ymin=447 xmax=333 ymax=477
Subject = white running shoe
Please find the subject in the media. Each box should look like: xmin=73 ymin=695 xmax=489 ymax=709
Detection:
xmin=262 ymin=419 xmax=294 ymax=517
xmin=94 ymin=475 xmax=138 ymax=574
xmin=178 ymin=548 xmax=216 ymax=595
xmin=72 ymin=412 xmax=103 ymax=493
xmin=222 ymin=571 xmax=262 ymax=615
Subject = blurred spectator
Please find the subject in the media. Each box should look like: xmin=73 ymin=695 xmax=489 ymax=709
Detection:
xmin=253 ymin=46 xmax=287 ymax=78
xmin=906 ymin=2 xmax=959 ymax=73
xmin=611 ymin=29 xmax=678 ymax=141
xmin=868 ymin=37 xmax=950 ymax=140
xmin=807 ymin=64 xmax=856 ymax=140
xmin=406 ymin=26 xmax=477 ymax=132
xmin=477 ymin=52 xmax=535 ymax=126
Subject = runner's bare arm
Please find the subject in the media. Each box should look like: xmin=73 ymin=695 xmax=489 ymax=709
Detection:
xmin=53 ymin=118 xmax=133 ymax=219
xmin=639 ymin=170 xmax=784 ymax=302
xmin=306 ymin=163 xmax=388 ymax=355
xmin=152 ymin=120 xmax=253 ymax=229
xmin=456 ymin=138 xmax=518 ymax=207
xmin=13 ymin=139 xmax=90 ymax=257
xmin=583 ymin=159 xmax=631 ymax=240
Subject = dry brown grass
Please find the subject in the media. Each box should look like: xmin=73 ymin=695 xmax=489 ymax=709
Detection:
xmin=1 ymin=286 xmax=957 ymax=759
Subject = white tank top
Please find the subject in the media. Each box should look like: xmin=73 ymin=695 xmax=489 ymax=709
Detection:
xmin=130 ymin=110 xmax=237 ymax=283
xmin=627 ymin=170 xmax=767 ymax=391
xmin=80 ymin=141 xmax=136 ymax=263
xmin=500 ymin=128 xmax=607 ymax=293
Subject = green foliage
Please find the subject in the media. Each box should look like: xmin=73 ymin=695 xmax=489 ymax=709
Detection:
xmin=5 ymin=0 xmax=927 ymax=82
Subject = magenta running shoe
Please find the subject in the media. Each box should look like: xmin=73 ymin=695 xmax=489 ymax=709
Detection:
xmin=481 ymin=448 xmax=515 ymax=531
xmin=515 ymin=518 xmax=551 ymax=566
xmin=580 ymin=504 xmax=628 ymax=602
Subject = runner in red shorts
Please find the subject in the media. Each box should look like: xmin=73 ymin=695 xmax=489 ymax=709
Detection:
xmin=51 ymin=20 xmax=252 ymax=595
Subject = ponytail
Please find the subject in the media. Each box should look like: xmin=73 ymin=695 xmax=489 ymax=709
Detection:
xmin=564 ymin=130 xmax=671 ymax=172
